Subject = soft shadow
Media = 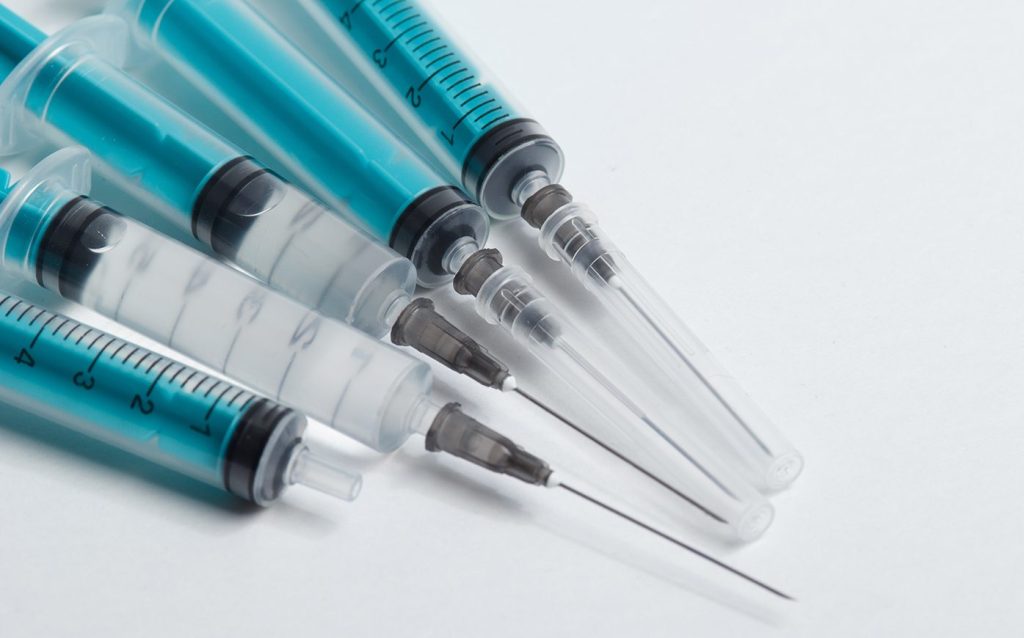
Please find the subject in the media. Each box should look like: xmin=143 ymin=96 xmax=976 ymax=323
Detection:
xmin=387 ymin=447 xmax=525 ymax=519
xmin=532 ymin=489 xmax=794 ymax=624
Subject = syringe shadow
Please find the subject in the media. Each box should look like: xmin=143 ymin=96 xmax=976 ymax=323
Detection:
xmin=386 ymin=446 xmax=526 ymax=517
xmin=532 ymin=496 xmax=794 ymax=624
xmin=389 ymin=450 xmax=792 ymax=623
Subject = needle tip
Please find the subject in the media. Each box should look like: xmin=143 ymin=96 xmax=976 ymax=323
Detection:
xmin=559 ymin=483 xmax=793 ymax=601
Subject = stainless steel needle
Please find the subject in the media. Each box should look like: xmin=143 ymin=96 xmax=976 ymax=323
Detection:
xmin=559 ymin=482 xmax=794 ymax=601
xmin=514 ymin=387 xmax=727 ymax=524
xmin=615 ymin=284 xmax=773 ymax=455
xmin=554 ymin=338 xmax=737 ymax=498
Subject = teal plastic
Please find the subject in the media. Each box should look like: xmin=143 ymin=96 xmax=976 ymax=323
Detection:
xmin=313 ymin=0 xmax=524 ymax=184
xmin=0 ymin=15 xmax=418 ymax=337
xmin=0 ymin=6 xmax=39 ymax=80
xmin=1 ymin=17 xmax=241 ymax=231
xmin=115 ymin=0 xmax=447 ymax=243
xmin=0 ymin=146 xmax=94 ymax=285
xmin=0 ymin=292 xmax=254 ymax=485
xmin=37 ymin=61 xmax=238 ymax=225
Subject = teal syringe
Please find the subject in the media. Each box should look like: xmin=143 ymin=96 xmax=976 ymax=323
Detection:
xmin=0 ymin=290 xmax=362 ymax=505
xmin=262 ymin=0 xmax=805 ymax=491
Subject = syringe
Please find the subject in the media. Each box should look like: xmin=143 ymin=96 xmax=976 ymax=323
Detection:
xmin=0 ymin=289 xmax=793 ymax=599
xmin=265 ymin=0 xmax=805 ymax=491
xmin=0 ymin=7 xmax=773 ymax=535
xmin=0 ymin=146 xmax=774 ymax=541
xmin=0 ymin=290 xmax=361 ymax=506
xmin=0 ymin=304 xmax=792 ymax=603
xmin=89 ymin=0 xmax=782 ymax=504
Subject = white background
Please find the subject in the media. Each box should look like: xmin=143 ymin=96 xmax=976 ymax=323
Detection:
xmin=1 ymin=1 xmax=1023 ymax=636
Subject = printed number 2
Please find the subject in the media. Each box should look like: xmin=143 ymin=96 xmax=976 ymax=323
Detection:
xmin=131 ymin=395 xmax=155 ymax=415
xmin=406 ymin=86 xmax=422 ymax=108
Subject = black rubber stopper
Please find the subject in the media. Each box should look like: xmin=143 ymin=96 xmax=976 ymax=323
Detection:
xmin=223 ymin=399 xmax=296 ymax=503
xmin=452 ymin=248 xmax=504 ymax=297
xmin=521 ymin=184 xmax=574 ymax=229
xmin=36 ymin=196 xmax=116 ymax=302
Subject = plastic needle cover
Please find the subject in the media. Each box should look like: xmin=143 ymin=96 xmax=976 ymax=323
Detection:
xmin=453 ymin=249 xmax=774 ymax=541
xmin=522 ymin=186 xmax=804 ymax=491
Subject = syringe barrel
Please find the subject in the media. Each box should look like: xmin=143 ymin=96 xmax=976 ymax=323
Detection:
xmin=533 ymin=198 xmax=804 ymax=490
xmin=281 ymin=0 xmax=565 ymax=220
xmin=0 ymin=149 xmax=435 ymax=454
xmin=0 ymin=291 xmax=360 ymax=505
xmin=459 ymin=253 xmax=773 ymax=541
xmin=0 ymin=13 xmax=415 ymax=337
xmin=109 ymin=0 xmax=490 ymax=287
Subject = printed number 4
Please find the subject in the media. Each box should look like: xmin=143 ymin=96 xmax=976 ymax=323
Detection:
xmin=14 ymin=348 xmax=34 ymax=367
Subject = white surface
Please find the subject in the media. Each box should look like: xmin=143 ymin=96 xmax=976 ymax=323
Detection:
xmin=1 ymin=1 xmax=1023 ymax=636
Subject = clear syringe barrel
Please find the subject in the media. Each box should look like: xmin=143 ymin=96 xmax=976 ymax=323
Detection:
xmin=530 ymin=195 xmax=804 ymax=490
xmin=455 ymin=251 xmax=773 ymax=541
xmin=0 ymin=290 xmax=362 ymax=505
xmin=0 ymin=10 xmax=415 ymax=337
xmin=282 ymin=0 xmax=566 ymax=220
xmin=107 ymin=0 xmax=490 ymax=288
xmin=0 ymin=148 xmax=435 ymax=454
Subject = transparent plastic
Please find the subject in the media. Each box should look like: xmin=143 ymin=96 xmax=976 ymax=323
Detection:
xmin=0 ymin=13 xmax=416 ymax=337
xmin=0 ymin=148 xmax=436 ymax=454
xmin=205 ymin=169 xmax=416 ymax=334
xmin=538 ymin=201 xmax=804 ymax=490
xmin=0 ymin=287 xmax=361 ymax=505
xmin=466 ymin=258 xmax=773 ymax=541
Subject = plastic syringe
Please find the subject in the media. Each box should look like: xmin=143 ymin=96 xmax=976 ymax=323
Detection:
xmin=0 ymin=293 xmax=792 ymax=600
xmin=0 ymin=147 xmax=773 ymax=541
xmin=0 ymin=290 xmax=361 ymax=506
xmin=0 ymin=8 xmax=774 ymax=535
xmin=0 ymin=7 xmax=414 ymax=340
xmin=269 ymin=0 xmax=805 ymax=491
xmin=90 ymin=0 xmax=782 ymax=503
